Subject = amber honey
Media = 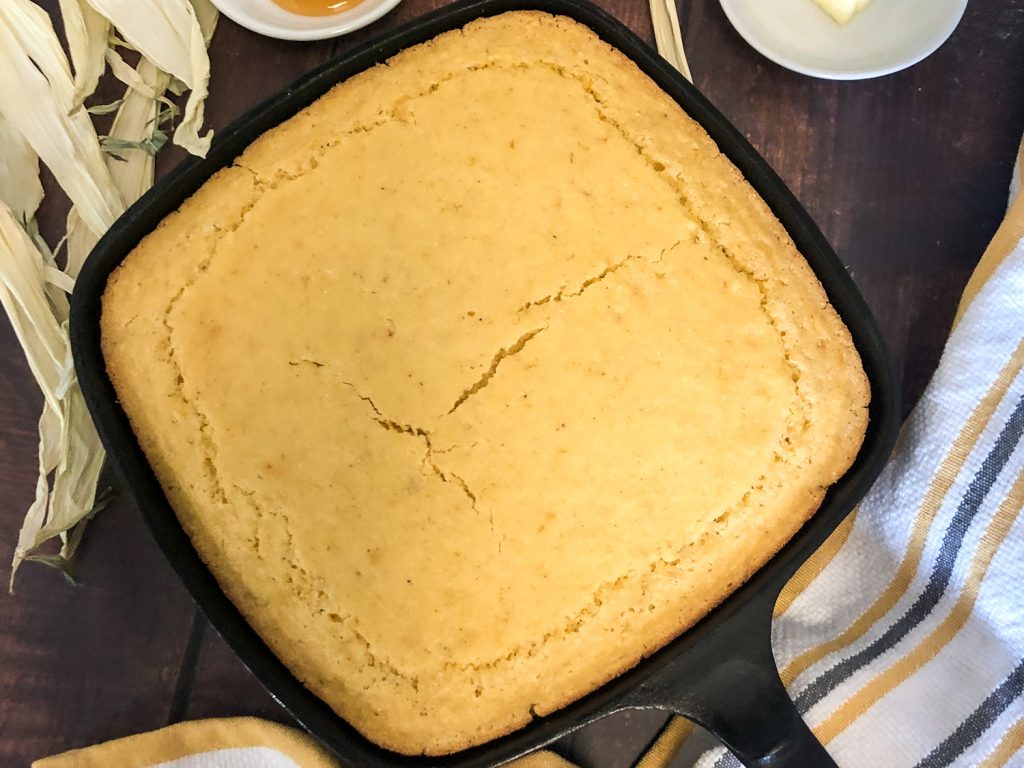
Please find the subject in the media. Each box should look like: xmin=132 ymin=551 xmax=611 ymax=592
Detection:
xmin=271 ymin=0 xmax=364 ymax=16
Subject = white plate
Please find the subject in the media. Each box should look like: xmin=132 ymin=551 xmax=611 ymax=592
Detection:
xmin=209 ymin=0 xmax=402 ymax=41
xmin=719 ymin=0 xmax=969 ymax=80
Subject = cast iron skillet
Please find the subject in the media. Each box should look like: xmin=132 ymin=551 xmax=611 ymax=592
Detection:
xmin=70 ymin=1 xmax=900 ymax=766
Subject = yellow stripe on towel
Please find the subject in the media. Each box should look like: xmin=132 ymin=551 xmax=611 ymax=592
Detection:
xmin=774 ymin=509 xmax=858 ymax=619
xmin=635 ymin=718 xmax=695 ymax=768
xmin=977 ymin=716 xmax=1024 ymax=768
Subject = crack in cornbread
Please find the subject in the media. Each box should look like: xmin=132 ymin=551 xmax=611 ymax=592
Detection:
xmin=447 ymin=327 xmax=546 ymax=414
xmin=101 ymin=11 xmax=869 ymax=756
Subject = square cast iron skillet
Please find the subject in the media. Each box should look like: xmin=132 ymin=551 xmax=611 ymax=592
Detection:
xmin=70 ymin=1 xmax=900 ymax=766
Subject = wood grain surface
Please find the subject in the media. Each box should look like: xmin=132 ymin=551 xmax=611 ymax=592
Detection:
xmin=2 ymin=1 xmax=1023 ymax=766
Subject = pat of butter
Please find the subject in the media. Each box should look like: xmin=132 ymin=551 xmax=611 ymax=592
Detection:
xmin=812 ymin=0 xmax=872 ymax=24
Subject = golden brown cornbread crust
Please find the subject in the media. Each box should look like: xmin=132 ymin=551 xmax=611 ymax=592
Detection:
xmin=100 ymin=11 xmax=869 ymax=756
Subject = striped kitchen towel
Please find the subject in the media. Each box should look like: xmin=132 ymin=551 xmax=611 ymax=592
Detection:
xmin=31 ymin=718 xmax=577 ymax=768
xmin=643 ymin=138 xmax=1024 ymax=768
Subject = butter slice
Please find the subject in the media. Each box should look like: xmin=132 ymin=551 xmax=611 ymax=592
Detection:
xmin=813 ymin=0 xmax=872 ymax=24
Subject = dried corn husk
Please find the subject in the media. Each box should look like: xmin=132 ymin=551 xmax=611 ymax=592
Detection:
xmin=84 ymin=0 xmax=213 ymax=156
xmin=0 ymin=202 xmax=103 ymax=587
xmin=2 ymin=0 xmax=219 ymax=587
xmin=59 ymin=0 xmax=110 ymax=108
xmin=106 ymin=59 xmax=173 ymax=206
xmin=65 ymin=54 xmax=175 ymax=276
xmin=104 ymin=47 xmax=160 ymax=99
xmin=64 ymin=0 xmax=218 ymax=270
xmin=649 ymin=0 xmax=692 ymax=82
xmin=63 ymin=208 xmax=97 ymax=282
xmin=190 ymin=0 xmax=219 ymax=45
xmin=0 ymin=114 xmax=43 ymax=224
xmin=0 ymin=0 xmax=124 ymax=237
xmin=0 ymin=208 xmax=67 ymax=407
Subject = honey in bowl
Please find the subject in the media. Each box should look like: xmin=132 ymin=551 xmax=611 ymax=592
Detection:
xmin=271 ymin=0 xmax=363 ymax=16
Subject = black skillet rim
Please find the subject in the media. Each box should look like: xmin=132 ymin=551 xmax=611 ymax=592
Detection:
xmin=69 ymin=1 xmax=900 ymax=765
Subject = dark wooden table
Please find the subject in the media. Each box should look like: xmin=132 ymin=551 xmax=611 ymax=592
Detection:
xmin=2 ymin=1 xmax=1023 ymax=766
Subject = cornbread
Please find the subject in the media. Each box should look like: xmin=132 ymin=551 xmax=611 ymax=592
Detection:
xmin=101 ymin=11 xmax=870 ymax=756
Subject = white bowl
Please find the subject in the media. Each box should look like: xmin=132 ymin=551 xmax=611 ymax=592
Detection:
xmin=718 ymin=0 xmax=968 ymax=80
xmin=209 ymin=0 xmax=402 ymax=41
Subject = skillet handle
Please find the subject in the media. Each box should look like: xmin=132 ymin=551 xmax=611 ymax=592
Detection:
xmin=625 ymin=592 xmax=837 ymax=768
xmin=702 ymin=660 xmax=837 ymax=768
